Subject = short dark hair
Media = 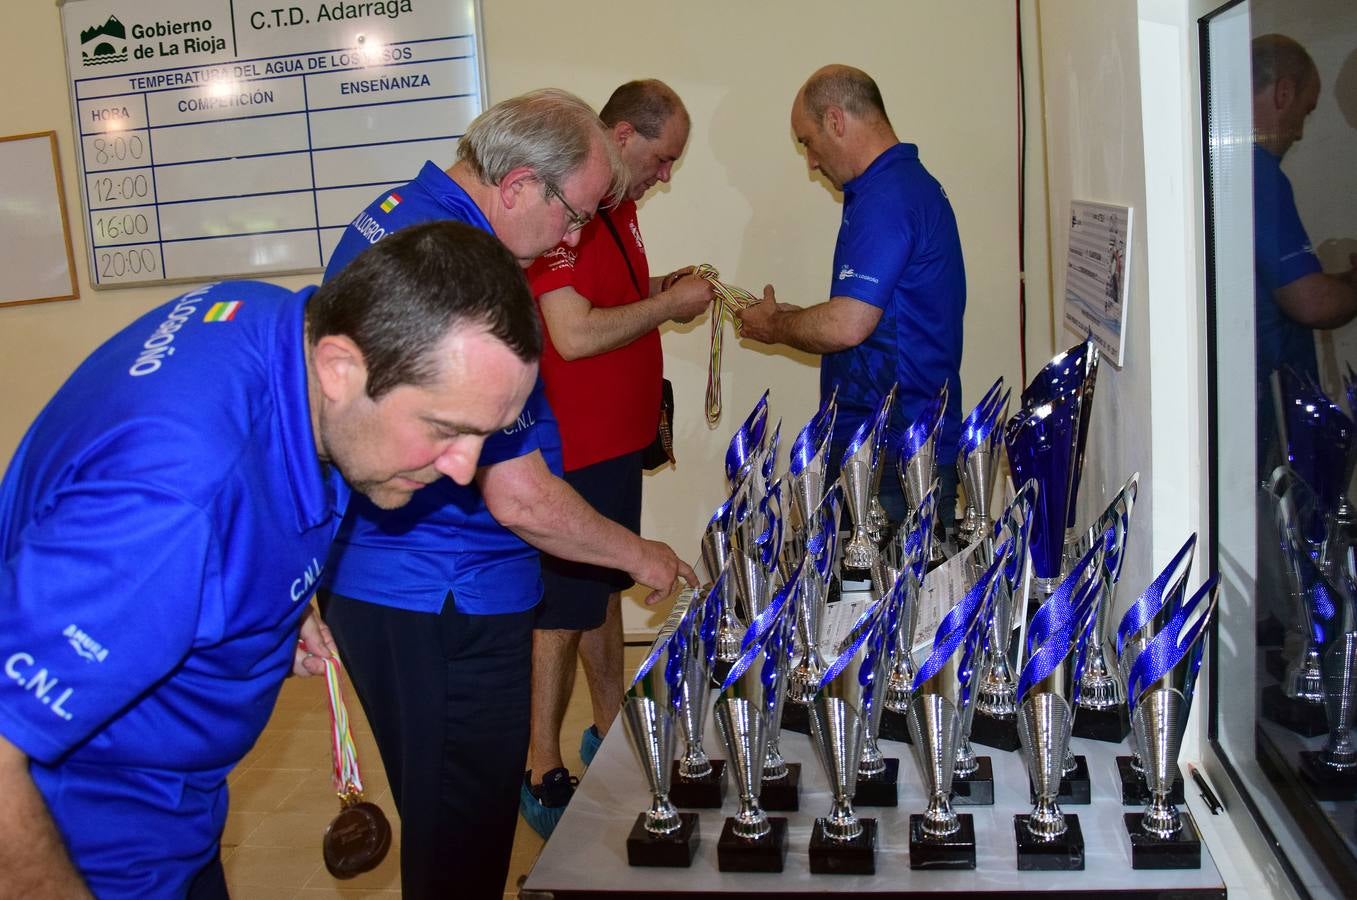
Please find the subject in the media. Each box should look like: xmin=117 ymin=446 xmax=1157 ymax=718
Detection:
xmin=801 ymin=65 xmax=890 ymax=127
xmin=600 ymin=79 xmax=688 ymax=139
xmin=1252 ymin=34 xmax=1318 ymax=95
xmin=307 ymin=221 xmax=541 ymax=399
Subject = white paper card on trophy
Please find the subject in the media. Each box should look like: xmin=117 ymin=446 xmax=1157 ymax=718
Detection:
xmin=58 ymin=0 xmax=488 ymax=288
xmin=914 ymin=540 xmax=984 ymax=654
xmin=822 ymin=596 xmax=869 ymax=653
xmin=1063 ymin=199 xmax=1133 ymax=366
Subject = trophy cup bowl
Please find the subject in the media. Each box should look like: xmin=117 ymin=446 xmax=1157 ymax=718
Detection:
xmin=1005 ymin=395 xmax=1081 ymax=600
xmin=840 ymin=444 xmax=878 ymax=572
xmin=671 ymin=584 xmax=726 ymax=809
xmin=700 ymin=496 xmax=744 ymax=665
xmin=905 ymin=550 xmax=1005 ymax=869
xmin=725 ymin=389 xmax=769 ymax=490
xmin=1124 ymin=576 xmax=1219 ymax=869
xmin=621 ymin=596 xmax=702 ymax=866
xmin=1021 ymin=339 xmax=1099 ymax=536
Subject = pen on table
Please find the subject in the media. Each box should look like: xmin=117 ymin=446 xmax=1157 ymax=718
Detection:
xmin=1188 ymin=764 xmax=1223 ymax=815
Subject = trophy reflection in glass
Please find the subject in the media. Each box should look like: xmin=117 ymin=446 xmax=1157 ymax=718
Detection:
xmin=621 ymin=594 xmax=702 ymax=866
xmin=1123 ymin=574 xmax=1220 ymax=869
xmin=713 ymin=568 xmax=801 ymax=871
xmin=806 ymin=587 xmax=894 ymax=875
xmin=971 ymin=479 xmax=1037 ymax=752
xmin=1115 ymin=535 xmax=1197 ymax=807
xmin=957 ymin=378 xmax=1009 ymax=548
xmin=906 ymin=548 xmax=1006 ymax=870
xmin=1013 ymin=543 xmax=1103 ymax=870
xmin=1072 ymin=473 xmax=1139 ymax=743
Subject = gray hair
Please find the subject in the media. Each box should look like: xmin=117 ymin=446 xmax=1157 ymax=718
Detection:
xmin=800 ymin=64 xmax=891 ymax=127
xmin=1252 ymin=34 xmax=1318 ymax=96
xmin=458 ymin=88 xmax=628 ymax=203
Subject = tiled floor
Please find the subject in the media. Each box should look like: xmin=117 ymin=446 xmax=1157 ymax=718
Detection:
xmin=222 ymin=647 xmax=641 ymax=898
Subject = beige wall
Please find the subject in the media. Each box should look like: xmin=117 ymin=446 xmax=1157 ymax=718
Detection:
xmin=2 ymin=2 xmax=1032 ymax=636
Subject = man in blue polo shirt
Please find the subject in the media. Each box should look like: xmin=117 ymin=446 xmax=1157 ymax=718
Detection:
xmin=320 ymin=89 xmax=694 ymax=898
xmin=0 ymin=222 xmax=540 ymax=897
xmin=1251 ymin=34 xmax=1357 ymax=467
xmin=739 ymin=64 xmax=966 ymax=528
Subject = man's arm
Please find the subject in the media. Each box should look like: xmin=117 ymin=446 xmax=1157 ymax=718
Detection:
xmin=477 ymin=451 xmax=697 ymax=604
xmin=736 ymin=285 xmax=883 ymax=354
xmin=538 ymin=274 xmax=713 ymax=361
xmin=1274 ymin=259 xmax=1357 ymax=329
xmin=0 ymin=735 xmax=91 ymax=899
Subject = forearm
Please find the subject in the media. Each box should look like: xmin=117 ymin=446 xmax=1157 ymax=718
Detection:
xmin=0 ymin=738 xmax=91 ymax=898
xmin=563 ymin=299 xmax=676 ymax=359
xmin=499 ymin=476 xmax=646 ymax=573
xmin=765 ymin=302 xmax=864 ymax=354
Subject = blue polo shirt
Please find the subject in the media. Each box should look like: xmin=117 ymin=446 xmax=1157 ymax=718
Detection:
xmin=1254 ymin=144 xmax=1322 ymax=383
xmin=821 ymin=143 xmax=966 ymax=465
xmin=0 ymin=282 xmax=349 ymax=897
xmin=323 ymin=162 xmax=562 ymax=615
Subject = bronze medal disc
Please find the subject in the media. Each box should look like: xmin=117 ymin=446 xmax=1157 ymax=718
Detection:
xmin=323 ymin=801 xmax=392 ymax=878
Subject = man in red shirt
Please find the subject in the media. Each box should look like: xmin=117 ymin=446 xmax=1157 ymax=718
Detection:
xmin=521 ymin=79 xmax=713 ymax=834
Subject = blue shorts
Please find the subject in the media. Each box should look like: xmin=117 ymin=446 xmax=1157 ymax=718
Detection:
xmin=535 ymin=451 xmax=643 ymax=630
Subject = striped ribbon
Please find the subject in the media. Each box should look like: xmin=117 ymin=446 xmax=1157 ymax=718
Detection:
xmin=695 ymin=264 xmax=760 ymax=425
xmin=322 ymin=657 xmax=364 ymax=798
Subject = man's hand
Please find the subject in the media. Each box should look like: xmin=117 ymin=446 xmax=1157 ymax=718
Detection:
xmin=630 ymin=539 xmax=698 ymax=606
xmin=660 ymin=266 xmax=697 ymax=292
xmin=293 ymin=604 xmax=338 ymax=677
xmin=735 ymin=284 xmax=783 ymax=343
xmin=660 ymin=272 xmax=715 ymax=324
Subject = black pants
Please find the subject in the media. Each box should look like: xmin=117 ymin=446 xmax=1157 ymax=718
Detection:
xmin=321 ymin=591 xmax=534 ymax=900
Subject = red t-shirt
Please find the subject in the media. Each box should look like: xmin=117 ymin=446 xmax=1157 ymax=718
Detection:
xmin=527 ymin=200 xmax=662 ymax=472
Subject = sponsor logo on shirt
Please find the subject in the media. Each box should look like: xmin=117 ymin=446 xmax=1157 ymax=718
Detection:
xmin=380 ymin=192 xmax=402 ymax=213
xmin=129 ymin=284 xmax=215 ymax=377
xmin=502 ymin=407 xmax=537 ymax=436
xmin=541 ymin=246 xmax=575 ymax=272
xmin=350 ymin=211 xmax=387 ymax=246
xmin=63 ymin=625 xmax=109 ymax=663
xmin=837 ymin=264 xmax=880 ymax=285
xmin=629 ymin=220 xmax=645 ymax=253
xmin=204 ymin=301 xmax=242 ymax=322
xmin=5 ymin=653 xmax=75 ymax=721
xmin=290 ymin=557 xmax=323 ymax=603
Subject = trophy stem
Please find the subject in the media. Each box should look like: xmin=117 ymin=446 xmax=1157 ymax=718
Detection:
xmin=764 ymin=744 xmax=789 ymax=781
xmin=977 ymin=667 xmax=1017 ymax=716
xmin=886 ymin=666 xmax=914 ymax=713
xmin=954 ymin=740 xmax=979 ymax=779
xmin=1062 ymin=749 xmax=1078 ymax=777
xmin=845 ymin=527 xmax=876 ymax=570
xmin=1026 ymin=796 xmax=1068 ymax=841
xmin=716 ymin=611 xmax=743 ymax=663
xmin=1140 ymin=796 xmax=1183 ymax=839
xmin=1077 ymin=642 xmax=1124 ymax=709
xmin=645 ymin=794 xmax=683 ymax=835
xmin=921 ymin=793 xmax=961 ymax=838
xmin=822 ymin=797 xmax=864 ymax=842
xmin=731 ymin=798 xmax=772 ymax=841
xmin=1284 ymin=647 xmax=1325 ymax=702
xmin=679 ymin=745 xmax=712 ymax=780
xmin=859 ymin=736 xmax=887 ymax=778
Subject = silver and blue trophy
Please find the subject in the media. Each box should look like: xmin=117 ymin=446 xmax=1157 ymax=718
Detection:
xmin=905 ymin=548 xmax=1006 ymax=870
xmin=866 ymin=384 xmax=899 ymax=545
xmin=805 ymin=591 xmax=895 ymax=874
xmin=847 ymin=570 xmax=912 ymax=807
xmin=699 ymin=494 xmax=743 ymax=670
xmin=1013 ymin=542 xmax=1103 ymax=870
xmin=621 ymin=593 xmax=702 ymax=866
xmin=957 ymin=378 xmax=1009 ymax=548
xmin=1072 ymin=473 xmax=1140 ymax=742
xmin=839 ymin=393 xmax=890 ymax=572
xmin=670 ymin=572 xmax=728 ymax=809
xmin=898 ymin=384 xmax=949 ymax=566
xmin=1115 ymin=534 xmax=1197 ymax=807
xmin=971 ymin=479 xmax=1038 ymax=751
xmin=1123 ymin=572 xmax=1220 ymax=868
xmin=712 ymin=568 xmax=801 ymax=871
xmin=878 ymin=483 xmax=937 ymax=744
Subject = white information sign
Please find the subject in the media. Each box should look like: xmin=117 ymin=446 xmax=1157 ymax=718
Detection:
xmin=1063 ymin=199 xmax=1133 ymax=366
xmin=59 ymin=0 xmax=486 ymax=288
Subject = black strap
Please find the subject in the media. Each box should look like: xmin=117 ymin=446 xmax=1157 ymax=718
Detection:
xmin=596 ymin=207 xmax=643 ymax=299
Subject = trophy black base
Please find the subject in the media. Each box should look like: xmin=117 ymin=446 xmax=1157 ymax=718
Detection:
xmin=626 ymin=812 xmax=700 ymax=867
xmin=1299 ymin=751 xmax=1357 ymax=801
xmin=1072 ymin=704 xmax=1131 ymax=743
xmin=854 ymin=758 xmax=899 ymax=807
xmin=1015 ymin=813 xmax=1085 ymax=871
xmin=761 ymin=763 xmax=801 ymax=811
xmin=781 ymin=701 xmax=811 ymax=736
xmin=878 ymin=707 xmax=915 ymax=744
xmin=669 ymin=759 xmax=726 ymax=809
xmin=909 ymin=813 xmax=976 ymax=870
xmin=1125 ymin=811 xmax=1202 ymax=869
xmin=809 ymin=817 xmax=877 ymax=875
xmin=1261 ymin=684 xmax=1328 ymax=737
xmin=1117 ymin=756 xmax=1185 ymax=806
xmin=1029 ymin=755 xmax=1091 ymax=806
xmin=1257 ymin=615 xmax=1285 ymax=648
xmin=952 ymin=756 xmax=994 ymax=806
xmin=840 ymin=562 xmax=873 ymax=585
xmin=717 ymin=816 xmax=788 ymax=873
xmin=969 ymin=710 xmax=1021 ymax=751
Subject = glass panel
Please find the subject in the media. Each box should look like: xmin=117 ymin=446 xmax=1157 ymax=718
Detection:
xmin=1206 ymin=0 xmax=1357 ymax=894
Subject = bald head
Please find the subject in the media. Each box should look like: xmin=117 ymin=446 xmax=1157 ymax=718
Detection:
xmin=797 ymin=65 xmax=892 ymax=127
xmin=1252 ymin=34 xmax=1318 ymax=96
xmin=1251 ymin=34 xmax=1321 ymax=158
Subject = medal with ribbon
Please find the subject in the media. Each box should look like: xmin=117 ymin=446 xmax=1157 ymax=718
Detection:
xmin=320 ymin=657 xmax=392 ymax=879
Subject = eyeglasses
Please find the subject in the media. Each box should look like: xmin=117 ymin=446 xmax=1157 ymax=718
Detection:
xmin=544 ymin=182 xmax=592 ymax=233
